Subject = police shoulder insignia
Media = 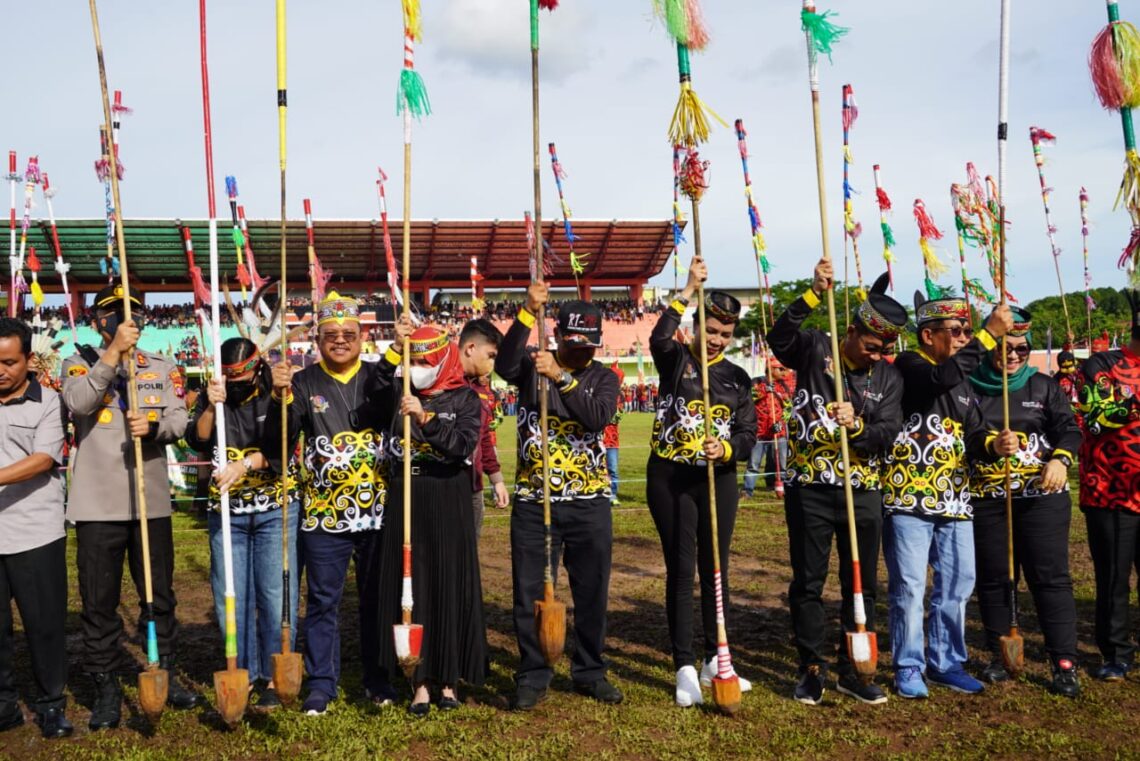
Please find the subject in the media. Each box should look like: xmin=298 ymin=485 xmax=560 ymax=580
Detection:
xmin=138 ymin=372 xmax=159 ymax=381
xmin=67 ymin=366 xmax=88 ymax=377
xmin=97 ymin=408 xmax=114 ymax=425
xmin=146 ymin=411 xmax=159 ymax=422
xmin=136 ymin=352 xmax=149 ymax=368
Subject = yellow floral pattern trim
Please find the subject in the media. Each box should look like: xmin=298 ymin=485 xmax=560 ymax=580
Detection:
xmin=207 ymin=445 xmax=293 ymax=514
xmin=652 ymin=394 xmax=732 ymax=467
xmin=969 ymin=431 xmax=1063 ymax=499
xmin=882 ymin=414 xmax=971 ymax=517
xmin=302 ymin=429 xmax=386 ymax=532
xmin=515 ymin=409 xmax=609 ymax=502
xmin=786 ymin=389 xmax=880 ymax=489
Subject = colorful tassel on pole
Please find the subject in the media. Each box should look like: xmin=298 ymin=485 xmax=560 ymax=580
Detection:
xmin=548 ymin=143 xmax=588 ymax=284
xmin=841 ymin=83 xmax=864 ymax=301
xmin=679 ymin=149 xmax=709 ymax=202
xmin=397 ymin=0 xmax=431 ymax=119
xmin=27 ymin=247 xmax=42 ymax=307
xmin=872 ymin=164 xmax=895 ymax=288
xmin=801 ymin=6 xmax=848 ymax=63
xmin=914 ymin=198 xmax=949 ymax=298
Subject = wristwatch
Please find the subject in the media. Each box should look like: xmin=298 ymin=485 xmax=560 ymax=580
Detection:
xmin=557 ymin=371 xmax=574 ymax=390
xmin=1053 ymin=453 xmax=1073 ymax=469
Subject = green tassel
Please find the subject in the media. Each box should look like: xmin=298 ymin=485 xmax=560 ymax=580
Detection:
xmin=571 ymin=251 xmax=588 ymax=275
xmin=801 ymin=8 xmax=848 ymax=62
xmin=880 ymin=222 xmax=895 ymax=248
xmin=231 ymin=227 xmax=245 ymax=250
xmin=924 ymin=278 xmax=955 ymax=300
xmin=654 ymin=0 xmax=689 ymax=45
xmin=397 ymin=69 xmax=432 ymax=119
xmin=759 ymin=254 xmax=771 ymax=274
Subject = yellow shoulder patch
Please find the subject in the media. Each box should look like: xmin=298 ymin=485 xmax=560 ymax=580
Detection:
xmin=97 ymin=408 xmax=114 ymax=425
xmin=68 ymin=366 xmax=88 ymax=377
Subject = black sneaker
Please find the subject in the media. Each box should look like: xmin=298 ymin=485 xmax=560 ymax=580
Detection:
xmin=513 ymin=684 xmax=548 ymax=711
xmin=1050 ymin=659 xmax=1080 ymax=698
xmin=159 ymin=656 xmax=204 ymax=709
xmin=0 ymin=702 xmax=23 ymax=732
xmin=573 ymin=678 xmax=624 ymax=705
xmin=35 ymin=707 xmax=73 ymax=739
xmin=794 ymin=665 xmax=825 ymax=706
xmin=836 ymin=673 xmax=888 ymax=705
xmin=254 ymin=687 xmax=282 ymax=711
xmin=1093 ymin=662 xmax=1130 ymax=682
xmin=982 ymin=657 xmax=1010 ymax=684
xmin=364 ymin=681 xmax=398 ymax=707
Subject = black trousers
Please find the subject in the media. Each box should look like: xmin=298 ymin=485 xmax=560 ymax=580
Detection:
xmin=973 ymin=494 xmax=1078 ymax=664
xmin=75 ymin=518 xmax=179 ymax=674
xmin=511 ymin=496 xmax=612 ymax=688
xmin=1083 ymin=507 xmax=1140 ymax=665
xmin=0 ymin=537 xmax=68 ymax=712
xmin=784 ymin=485 xmax=881 ymax=676
xmin=645 ymin=456 xmax=738 ymax=671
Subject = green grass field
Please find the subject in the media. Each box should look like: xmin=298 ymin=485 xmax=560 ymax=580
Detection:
xmin=2 ymin=412 xmax=1140 ymax=760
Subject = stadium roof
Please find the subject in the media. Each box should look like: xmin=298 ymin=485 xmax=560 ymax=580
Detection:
xmin=20 ymin=218 xmax=681 ymax=293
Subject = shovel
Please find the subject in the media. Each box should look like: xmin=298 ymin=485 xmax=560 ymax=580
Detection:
xmin=394 ymin=543 xmax=423 ymax=678
xmin=87 ymin=10 xmax=169 ymax=720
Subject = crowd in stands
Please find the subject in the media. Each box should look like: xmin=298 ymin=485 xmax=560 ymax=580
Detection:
xmin=621 ymin=383 xmax=659 ymax=413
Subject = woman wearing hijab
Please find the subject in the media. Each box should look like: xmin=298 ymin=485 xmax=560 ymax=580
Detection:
xmin=187 ymin=337 xmax=298 ymax=710
xmin=375 ymin=325 xmax=486 ymax=716
xmin=968 ymin=307 xmax=1081 ymax=697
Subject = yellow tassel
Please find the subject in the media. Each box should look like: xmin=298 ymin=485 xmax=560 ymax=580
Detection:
xmin=471 ymin=296 xmax=485 ymax=312
xmin=402 ymin=0 xmax=423 ymax=42
xmin=752 ymin=232 xmax=767 ymax=255
xmin=30 ymin=279 xmax=43 ymax=307
xmin=1116 ymin=148 xmax=1140 ymax=227
xmin=668 ymin=82 xmax=728 ymax=148
xmin=843 ymin=145 xmax=853 ymax=164
xmin=854 ymin=286 xmax=867 ymax=303
xmin=920 ymin=238 xmax=948 ymax=278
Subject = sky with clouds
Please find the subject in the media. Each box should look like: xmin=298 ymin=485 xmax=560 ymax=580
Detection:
xmin=6 ymin=1 xmax=1132 ymax=305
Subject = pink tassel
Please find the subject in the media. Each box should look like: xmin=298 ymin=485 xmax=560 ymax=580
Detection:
xmin=538 ymin=0 xmax=559 ymax=9
xmin=679 ymin=149 xmax=709 ymax=202
xmin=1030 ymin=126 xmax=1057 ymax=144
xmin=966 ymin=162 xmax=985 ymax=201
xmin=188 ymin=266 xmax=211 ymax=306
xmin=913 ymin=199 xmax=943 ymax=239
xmin=1091 ymin=24 xmax=1128 ymax=109
xmin=841 ymin=84 xmax=858 ymax=130
xmin=684 ymin=0 xmax=710 ymax=51
xmin=236 ymin=262 xmax=251 ymax=288
xmin=875 ymin=187 xmax=891 ymax=212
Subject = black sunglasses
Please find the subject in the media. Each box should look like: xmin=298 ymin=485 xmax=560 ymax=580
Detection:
xmin=1004 ymin=343 xmax=1031 ymax=357
xmin=930 ymin=326 xmax=974 ymax=339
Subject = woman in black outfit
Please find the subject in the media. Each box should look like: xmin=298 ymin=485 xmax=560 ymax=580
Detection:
xmin=646 ymin=256 xmax=756 ymax=707
xmin=375 ymin=324 xmax=486 ymax=716
xmin=968 ymin=307 xmax=1082 ymax=697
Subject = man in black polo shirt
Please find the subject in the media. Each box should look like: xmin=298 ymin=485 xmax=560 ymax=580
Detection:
xmin=0 ymin=318 xmax=71 ymax=738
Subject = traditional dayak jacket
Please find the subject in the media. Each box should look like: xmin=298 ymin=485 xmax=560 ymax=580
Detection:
xmin=1077 ymin=347 xmax=1140 ymax=513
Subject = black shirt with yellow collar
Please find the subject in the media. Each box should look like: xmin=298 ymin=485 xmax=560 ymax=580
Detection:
xmin=494 ymin=307 xmax=620 ymax=504
xmin=767 ymin=290 xmax=903 ymax=491
xmin=881 ymin=332 xmax=994 ymax=519
xmin=649 ymin=299 xmax=756 ymax=468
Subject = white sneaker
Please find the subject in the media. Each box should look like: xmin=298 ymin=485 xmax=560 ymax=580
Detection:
xmin=675 ymin=665 xmax=703 ymax=707
xmin=700 ymin=656 xmax=752 ymax=692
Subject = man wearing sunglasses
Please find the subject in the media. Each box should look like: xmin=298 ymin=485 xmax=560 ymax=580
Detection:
xmin=768 ymin=262 xmax=906 ymax=706
xmin=881 ymin=291 xmax=1012 ymax=700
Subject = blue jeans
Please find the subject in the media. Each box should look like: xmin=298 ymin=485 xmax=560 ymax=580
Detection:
xmin=742 ymin=439 xmax=787 ymax=493
xmin=606 ymin=447 xmax=620 ymax=500
xmin=883 ymin=512 xmax=975 ymax=673
xmin=208 ymin=507 xmax=300 ymax=683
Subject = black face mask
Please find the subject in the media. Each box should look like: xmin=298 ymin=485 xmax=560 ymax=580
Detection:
xmin=226 ymin=380 xmax=257 ymax=404
xmin=97 ymin=309 xmax=144 ymax=345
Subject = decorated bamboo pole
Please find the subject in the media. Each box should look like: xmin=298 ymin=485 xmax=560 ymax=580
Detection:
xmin=1081 ymin=188 xmax=1096 ymax=346
xmin=548 ymin=142 xmax=587 ymax=295
xmin=950 ymin=184 xmax=979 ymax=328
xmin=1090 ymin=0 xmax=1140 ymax=280
xmin=671 ymin=145 xmax=686 ymax=293
xmin=913 ymin=199 xmax=950 ymax=299
xmin=178 ymin=225 xmax=212 ymax=376
xmin=225 ymin=176 xmax=265 ymax=297
xmin=734 ymin=118 xmax=783 ymax=497
xmin=7 ymin=153 xmax=19 ymax=319
xmin=40 ymin=173 xmax=79 ymax=345
xmin=841 ymin=83 xmax=865 ymax=304
xmin=271 ymin=0 xmax=304 ymax=705
xmin=88 ymin=0 xmax=168 ymax=720
xmin=871 ymin=164 xmax=896 ymax=291
xmin=1029 ymin=127 xmax=1073 ymax=341
xmin=394 ymin=0 xmax=430 ymax=678
xmin=995 ymin=0 xmax=1024 ymax=678
xmin=25 ymin=248 xmax=42 ymax=322
xmin=801 ymin=0 xmax=878 ymax=683
xmin=13 ymin=156 xmax=39 ymax=318
xmin=94 ymin=129 xmax=118 ymax=284
xmin=659 ymin=0 xmax=739 ymax=713
xmin=196 ymin=0 xmax=250 ymax=725
xmin=528 ymin=0 xmax=566 ymax=668
xmin=375 ymin=168 xmax=403 ymax=307
xmin=303 ymin=199 xmax=328 ymax=308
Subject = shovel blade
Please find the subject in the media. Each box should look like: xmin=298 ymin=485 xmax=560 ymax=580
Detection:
xmin=1000 ymin=632 xmax=1024 ymax=676
xmin=712 ymin=675 xmax=742 ymax=716
xmin=847 ymin=631 xmax=879 ymax=682
xmin=271 ymin=651 xmax=304 ymax=705
xmin=213 ymin=667 xmax=250 ymax=728
xmin=534 ymin=598 xmax=566 ymax=667
xmin=138 ymin=667 xmax=169 ymax=722
xmin=394 ymin=623 xmax=424 ymax=679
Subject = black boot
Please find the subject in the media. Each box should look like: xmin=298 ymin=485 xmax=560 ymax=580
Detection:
xmin=88 ymin=672 xmax=122 ymax=730
xmin=159 ymin=656 xmax=203 ymax=710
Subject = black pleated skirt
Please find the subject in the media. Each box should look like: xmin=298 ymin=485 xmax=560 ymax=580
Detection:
xmin=376 ymin=469 xmax=487 ymax=686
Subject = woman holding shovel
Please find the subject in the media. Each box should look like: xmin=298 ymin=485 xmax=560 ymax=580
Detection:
xmin=646 ymin=255 xmax=756 ymax=708
xmin=187 ymin=337 xmax=300 ymax=710
xmin=375 ymin=323 xmax=486 ymax=716
xmin=968 ymin=307 xmax=1081 ymax=696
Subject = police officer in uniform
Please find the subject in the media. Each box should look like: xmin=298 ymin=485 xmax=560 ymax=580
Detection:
xmin=61 ymin=284 xmax=201 ymax=730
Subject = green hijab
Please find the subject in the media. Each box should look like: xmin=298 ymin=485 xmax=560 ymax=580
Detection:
xmin=970 ymin=352 xmax=1037 ymax=396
